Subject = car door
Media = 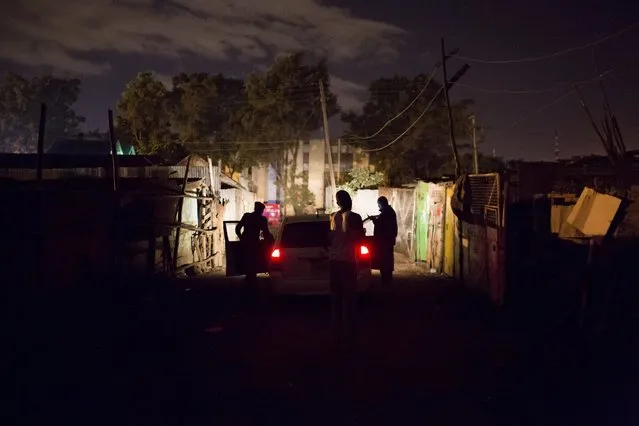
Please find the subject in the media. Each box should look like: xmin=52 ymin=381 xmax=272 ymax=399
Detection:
xmin=223 ymin=220 xmax=272 ymax=277
xmin=223 ymin=221 xmax=244 ymax=277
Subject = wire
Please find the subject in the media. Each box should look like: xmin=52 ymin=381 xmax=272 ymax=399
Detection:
xmin=361 ymin=86 xmax=444 ymax=152
xmin=504 ymin=89 xmax=577 ymax=130
xmin=452 ymin=19 xmax=639 ymax=64
xmin=454 ymin=52 xmax=639 ymax=95
xmin=348 ymin=66 xmax=440 ymax=140
xmin=455 ymin=82 xmax=560 ymax=94
xmin=489 ymin=54 xmax=639 ymax=132
xmin=186 ymin=132 xmax=410 ymax=146
xmin=192 ymin=108 xmax=321 ymax=151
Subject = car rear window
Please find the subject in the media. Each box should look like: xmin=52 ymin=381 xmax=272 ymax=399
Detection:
xmin=280 ymin=221 xmax=329 ymax=248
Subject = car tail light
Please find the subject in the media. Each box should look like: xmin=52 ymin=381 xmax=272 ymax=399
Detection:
xmin=359 ymin=245 xmax=370 ymax=256
xmin=271 ymin=248 xmax=281 ymax=259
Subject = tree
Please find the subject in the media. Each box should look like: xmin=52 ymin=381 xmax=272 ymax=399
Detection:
xmin=115 ymin=72 xmax=175 ymax=156
xmin=0 ymin=73 xmax=84 ymax=153
xmin=341 ymin=74 xmax=473 ymax=185
xmin=239 ymin=52 xmax=338 ymax=199
xmin=286 ymin=173 xmax=317 ymax=215
xmin=169 ymin=72 xmax=219 ymax=145
xmin=172 ymin=74 xmax=257 ymax=176
xmin=339 ymin=167 xmax=386 ymax=196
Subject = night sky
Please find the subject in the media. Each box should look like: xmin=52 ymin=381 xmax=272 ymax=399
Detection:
xmin=1 ymin=0 xmax=639 ymax=160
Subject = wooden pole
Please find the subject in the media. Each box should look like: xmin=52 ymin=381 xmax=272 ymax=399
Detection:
xmin=441 ymin=38 xmax=461 ymax=178
xmin=107 ymin=109 xmax=120 ymax=192
xmin=319 ymin=79 xmax=337 ymax=209
xmin=471 ymin=114 xmax=479 ymax=174
xmin=107 ymin=109 xmax=121 ymax=281
xmin=172 ymin=155 xmax=191 ymax=274
xmin=36 ymin=103 xmax=47 ymax=181
xmin=207 ymin=156 xmax=216 ymax=193
xmin=337 ymin=138 xmax=341 ymax=183
xmin=35 ymin=103 xmax=47 ymax=287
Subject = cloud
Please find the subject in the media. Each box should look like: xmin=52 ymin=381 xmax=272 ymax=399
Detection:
xmin=330 ymin=75 xmax=367 ymax=112
xmin=0 ymin=0 xmax=405 ymax=75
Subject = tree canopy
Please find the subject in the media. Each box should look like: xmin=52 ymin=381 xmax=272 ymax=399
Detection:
xmin=115 ymin=72 xmax=176 ymax=157
xmin=339 ymin=168 xmax=386 ymax=195
xmin=239 ymin=52 xmax=338 ymax=183
xmin=341 ymin=74 xmax=474 ymax=185
xmin=0 ymin=73 xmax=84 ymax=153
xmin=114 ymin=53 xmax=339 ymax=179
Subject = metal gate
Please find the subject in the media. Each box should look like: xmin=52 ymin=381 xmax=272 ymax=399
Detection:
xmin=463 ymin=173 xmax=505 ymax=305
xmin=468 ymin=173 xmax=501 ymax=227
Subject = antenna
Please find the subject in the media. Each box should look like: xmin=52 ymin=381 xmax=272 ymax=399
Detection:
xmin=554 ymin=129 xmax=560 ymax=161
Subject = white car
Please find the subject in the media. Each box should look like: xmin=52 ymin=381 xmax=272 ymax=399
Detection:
xmin=268 ymin=215 xmax=373 ymax=295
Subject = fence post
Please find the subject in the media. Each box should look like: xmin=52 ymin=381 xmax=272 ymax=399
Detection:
xmin=172 ymin=156 xmax=191 ymax=274
xmin=107 ymin=110 xmax=121 ymax=283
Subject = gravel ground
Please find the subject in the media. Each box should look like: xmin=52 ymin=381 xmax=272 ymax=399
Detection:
xmin=5 ymin=257 xmax=639 ymax=426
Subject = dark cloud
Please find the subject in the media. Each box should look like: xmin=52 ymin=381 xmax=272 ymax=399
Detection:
xmin=0 ymin=0 xmax=405 ymax=75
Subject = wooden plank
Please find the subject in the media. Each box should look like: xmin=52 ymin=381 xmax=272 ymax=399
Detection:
xmin=172 ymin=155 xmax=191 ymax=274
xmin=175 ymin=253 xmax=218 ymax=273
xmin=107 ymin=109 xmax=120 ymax=192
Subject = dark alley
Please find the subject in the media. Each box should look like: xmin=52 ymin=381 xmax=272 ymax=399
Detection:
xmin=6 ymin=257 xmax=638 ymax=426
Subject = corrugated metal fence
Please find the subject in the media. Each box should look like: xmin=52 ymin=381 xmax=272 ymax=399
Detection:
xmin=0 ymin=165 xmax=221 ymax=193
xmin=457 ymin=173 xmax=506 ymax=305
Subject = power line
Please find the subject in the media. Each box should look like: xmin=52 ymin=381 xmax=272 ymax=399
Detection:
xmin=454 ymin=52 xmax=639 ymax=94
xmin=191 ymin=107 xmax=320 ymax=151
xmin=348 ymin=66 xmax=440 ymax=140
xmin=455 ymin=82 xmax=560 ymax=94
xmin=361 ymin=86 xmax=445 ymax=152
xmin=187 ymin=135 xmax=403 ymax=147
xmin=452 ymin=19 xmax=639 ymax=64
xmin=489 ymin=89 xmax=576 ymax=134
xmin=490 ymin=55 xmax=639 ymax=132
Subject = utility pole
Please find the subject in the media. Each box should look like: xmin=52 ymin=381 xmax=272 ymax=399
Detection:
xmin=319 ymin=79 xmax=337 ymax=208
xmin=471 ymin=114 xmax=479 ymax=174
xmin=441 ymin=38 xmax=461 ymax=178
xmin=554 ymin=129 xmax=560 ymax=161
xmin=337 ymin=138 xmax=341 ymax=183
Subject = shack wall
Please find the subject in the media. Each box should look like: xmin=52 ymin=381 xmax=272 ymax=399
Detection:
xmin=378 ymin=186 xmax=416 ymax=259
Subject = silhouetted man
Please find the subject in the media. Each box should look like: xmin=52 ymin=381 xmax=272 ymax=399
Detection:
xmin=370 ymin=196 xmax=398 ymax=287
xmin=235 ymin=202 xmax=273 ymax=287
xmin=329 ymin=190 xmax=364 ymax=348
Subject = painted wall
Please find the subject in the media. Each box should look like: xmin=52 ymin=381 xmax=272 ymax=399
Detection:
xmin=444 ymin=186 xmax=456 ymax=276
xmin=415 ymin=181 xmax=430 ymax=262
xmin=425 ymin=184 xmax=446 ymax=272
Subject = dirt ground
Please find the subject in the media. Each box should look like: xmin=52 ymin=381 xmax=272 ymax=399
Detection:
xmin=5 ymin=256 xmax=639 ymax=426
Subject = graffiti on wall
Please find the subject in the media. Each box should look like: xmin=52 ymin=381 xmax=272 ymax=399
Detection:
xmin=426 ymin=184 xmax=446 ymax=271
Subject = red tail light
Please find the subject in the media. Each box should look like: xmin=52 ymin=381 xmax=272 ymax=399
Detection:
xmin=359 ymin=245 xmax=370 ymax=256
xmin=271 ymin=248 xmax=281 ymax=259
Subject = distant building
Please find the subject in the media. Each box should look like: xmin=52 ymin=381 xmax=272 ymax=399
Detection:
xmin=248 ymin=138 xmax=369 ymax=211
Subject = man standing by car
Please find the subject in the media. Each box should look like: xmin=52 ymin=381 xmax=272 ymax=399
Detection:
xmin=235 ymin=202 xmax=273 ymax=290
xmin=370 ymin=196 xmax=398 ymax=287
xmin=329 ymin=190 xmax=365 ymax=348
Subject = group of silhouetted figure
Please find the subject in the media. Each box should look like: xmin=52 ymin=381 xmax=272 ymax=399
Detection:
xmin=235 ymin=190 xmax=398 ymax=348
